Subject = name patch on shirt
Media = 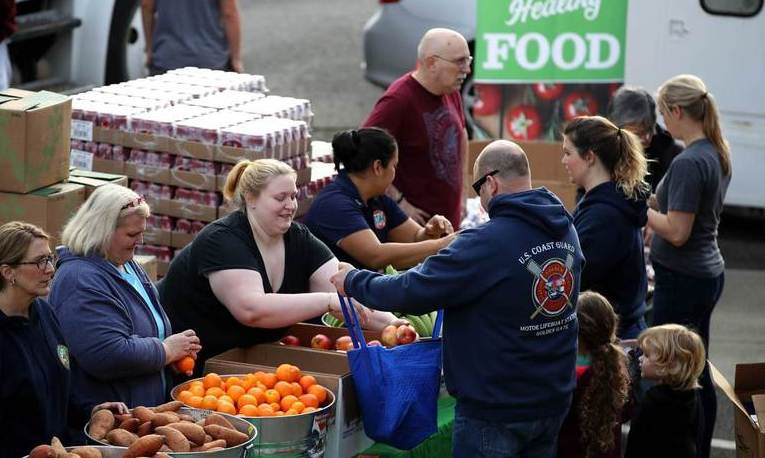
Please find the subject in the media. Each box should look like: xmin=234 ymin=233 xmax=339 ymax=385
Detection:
xmin=57 ymin=344 xmax=70 ymax=370
xmin=373 ymin=209 xmax=387 ymax=230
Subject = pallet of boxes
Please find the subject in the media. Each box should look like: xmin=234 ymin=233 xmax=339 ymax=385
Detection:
xmin=67 ymin=67 xmax=317 ymax=277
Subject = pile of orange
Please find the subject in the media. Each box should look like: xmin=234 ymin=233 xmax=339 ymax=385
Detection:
xmin=175 ymin=364 xmax=330 ymax=417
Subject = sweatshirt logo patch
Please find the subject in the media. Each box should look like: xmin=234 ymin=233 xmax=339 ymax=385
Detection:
xmin=373 ymin=209 xmax=387 ymax=229
xmin=526 ymin=253 xmax=575 ymax=319
xmin=57 ymin=344 xmax=70 ymax=370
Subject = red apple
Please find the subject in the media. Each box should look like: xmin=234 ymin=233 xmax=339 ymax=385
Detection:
xmin=310 ymin=334 xmax=332 ymax=350
xmin=280 ymin=335 xmax=300 ymax=346
xmin=381 ymin=325 xmax=398 ymax=348
xmin=367 ymin=340 xmax=382 ymax=347
xmin=335 ymin=335 xmax=354 ymax=351
xmin=396 ymin=324 xmax=418 ymax=345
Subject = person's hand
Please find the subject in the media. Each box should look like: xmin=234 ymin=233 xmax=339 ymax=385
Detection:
xmin=400 ymin=198 xmax=431 ymax=225
xmin=647 ymin=193 xmax=658 ymax=211
xmin=162 ymin=329 xmax=202 ymax=366
xmin=92 ymin=402 xmax=129 ymax=416
xmin=230 ymin=58 xmax=244 ymax=73
xmin=330 ymin=262 xmax=356 ymax=296
xmin=328 ymin=294 xmax=371 ymax=327
xmin=643 ymin=226 xmax=655 ymax=247
xmin=420 ymin=215 xmax=454 ymax=239
xmin=144 ymin=49 xmax=152 ymax=68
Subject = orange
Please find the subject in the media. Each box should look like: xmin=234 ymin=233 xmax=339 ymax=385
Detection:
xmin=203 ymin=373 xmax=223 ymax=390
xmin=257 ymin=403 xmax=275 ymax=417
xmin=239 ymin=404 xmax=259 ymax=416
xmin=205 ymin=386 xmax=225 ymax=398
xmin=280 ymin=395 xmax=298 ymax=411
xmin=274 ymin=381 xmax=292 ymax=398
xmin=177 ymin=390 xmax=193 ymax=404
xmin=270 ymin=402 xmax=281 ymax=412
xmin=303 ymin=407 xmax=317 ymax=413
xmin=247 ymin=387 xmax=266 ymax=405
xmin=290 ymin=382 xmax=303 ymax=397
xmin=299 ymin=394 xmax=319 ymax=409
xmin=299 ymin=375 xmax=317 ymax=392
xmin=276 ymin=364 xmax=300 ymax=383
xmin=261 ymin=373 xmax=278 ymax=389
xmin=274 ymin=411 xmax=285 ymax=416
xmin=291 ymin=401 xmax=305 ymax=413
xmin=217 ymin=400 xmax=237 ymax=415
xmin=308 ymin=384 xmax=328 ymax=404
xmin=263 ymin=389 xmax=281 ymax=404
xmin=174 ymin=356 xmax=195 ymax=374
xmin=284 ymin=408 xmax=298 ymax=416
xmin=237 ymin=394 xmax=258 ymax=409
xmin=201 ymin=395 xmax=219 ymax=410
xmin=224 ymin=376 xmax=244 ymax=390
xmin=187 ymin=395 xmax=204 ymax=408
xmin=188 ymin=384 xmax=205 ymax=397
xmin=227 ymin=384 xmax=246 ymax=402
xmin=218 ymin=395 xmax=235 ymax=406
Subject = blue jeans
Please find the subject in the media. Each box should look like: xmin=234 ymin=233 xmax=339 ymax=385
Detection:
xmin=652 ymin=261 xmax=724 ymax=458
xmin=452 ymin=413 xmax=567 ymax=458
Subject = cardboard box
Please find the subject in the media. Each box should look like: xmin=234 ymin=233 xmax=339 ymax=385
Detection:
xmin=157 ymin=260 xmax=170 ymax=278
xmin=0 ymin=182 xmax=85 ymax=247
xmin=134 ymin=254 xmax=158 ymax=282
xmin=163 ymin=199 xmax=217 ymax=222
xmin=68 ymin=169 xmax=128 ymax=199
xmin=170 ymin=231 xmax=196 ymax=249
xmin=124 ymin=162 xmax=172 ymax=185
xmin=205 ymin=341 xmax=374 ymax=458
xmin=464 ymin=140 xmax=576 ymax=210
xmin=122 ymin=131 xmax=170 ymax=153
xmin=0 ymin=89 xmax=72 ymax=193
xmin=712 ymin=362 xmax=765 ymax=457
xmin=296 ymin=166 xmax=311 ymax=187
xmin=143 ymin=228 xmax=172 ymax=246
xmin=171 ymin=169 xmax=217 ymax=191
xmin=296 ymin=197 xmax=314 ymax=218
xmin=92 ymin=127 xmax=124 ymax=145
xmin=92 ymin=158 xmax=125 ymax=175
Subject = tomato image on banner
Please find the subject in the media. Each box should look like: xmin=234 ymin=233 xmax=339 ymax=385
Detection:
xmin=532 ymin=83 xmax=564 ymax=101
xmin=563 ymin=92 xmax=599 ymax=121
xmin=504 ymin=105 xmax=542 ymax=141
xmin=473 ymin=84 xmax=503 ymax=116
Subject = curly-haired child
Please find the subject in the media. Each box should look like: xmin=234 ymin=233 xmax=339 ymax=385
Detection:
xmin=558 ymin=291 xmax=631 ymax=458
xmin=625 ymin=324 xmax=706 ymax=457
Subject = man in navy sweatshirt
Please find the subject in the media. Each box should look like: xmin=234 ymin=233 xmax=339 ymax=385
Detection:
xmin=332 ymin=140 xmax=583 ymax=457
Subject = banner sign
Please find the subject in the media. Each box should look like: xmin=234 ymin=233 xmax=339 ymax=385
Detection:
xmin=475 ymin=0 xmax=628 ymax=83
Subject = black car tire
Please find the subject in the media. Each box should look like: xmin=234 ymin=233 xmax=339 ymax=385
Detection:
xmin=105 ymin=0 xmax=141 ymax=84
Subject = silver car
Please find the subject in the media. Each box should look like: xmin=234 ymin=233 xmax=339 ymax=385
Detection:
xmin=362 ymin=0 xmax=476 ymax=89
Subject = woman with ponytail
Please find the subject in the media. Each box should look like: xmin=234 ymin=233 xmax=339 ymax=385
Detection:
xmin=562 ymin=116 xmax=650 ymax=338
xmin=305 ymin=127 xmax=455 ymax=270
xmin=159 ymin=159 xmax=402 ymax=376
xmin=648 ymin=74 xmax=731 ymax=458
xmin=557 ymin=291 xmax=631 ymax=458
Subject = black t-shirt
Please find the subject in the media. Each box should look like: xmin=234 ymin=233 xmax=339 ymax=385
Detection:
xmin=159 ymin=211 xmax=334 ymax=375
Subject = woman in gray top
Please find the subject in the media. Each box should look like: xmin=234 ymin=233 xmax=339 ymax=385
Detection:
xmin=647 ymin=74 xmax=731 ymax=458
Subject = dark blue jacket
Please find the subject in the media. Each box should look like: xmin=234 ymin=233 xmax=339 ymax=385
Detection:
xmin=574 ymin=181 xmax=647 ymax=333
xmin=345 ymin=188 xmax=583 ymax=422
xmin=48 ymin=248 xmax=171 ymax=411
xmin=0 ymin=299 xmax=84 ymax=458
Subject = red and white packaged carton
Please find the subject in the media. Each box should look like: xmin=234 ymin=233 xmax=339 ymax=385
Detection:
xmin=70 ymin=139 xmax=85 ymax=151
xmin=167 ymin=67 xmax=268 ymax=93
xmin=174 ymin=111 xmax=257 ymax=144
xmin=130 ymin=105 xmax=215 ymax=136
xmin=182 ymin=89 xmax=264 ymax=110
xmin=190 ymin=220 xmax=206 ymax=234
xmin=175 ymin=218 xmax=192 ymax=233
xmin=126 ymin=78 xmax=218 ymax=98
xmin=98 ymin=104 xmax=144 ymax=131
xmin=112 ymin=144 xmax=126 ymax=161
xmin=219 ymin=121 xmax=276 ymax=156
xmin=96 ymin=143 xmax=113 ymax=159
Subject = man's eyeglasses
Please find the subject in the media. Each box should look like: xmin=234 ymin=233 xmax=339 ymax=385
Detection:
xmin=433 ymin=54 xmax=473 ymax=68
xmin=472 ymin=169 xmax=499 ymax=195
xmin=121 ymin=196 xmax=145 ymax=210
xmin=13 ymin=254 xmax=57 ymax=271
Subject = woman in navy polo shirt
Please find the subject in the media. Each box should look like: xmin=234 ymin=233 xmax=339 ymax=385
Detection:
xmin=305 ymin=128 xmax=455 ymax=270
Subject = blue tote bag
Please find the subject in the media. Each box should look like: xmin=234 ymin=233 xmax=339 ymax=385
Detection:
xmin=339 ymin=295 xmax=443 ymax=450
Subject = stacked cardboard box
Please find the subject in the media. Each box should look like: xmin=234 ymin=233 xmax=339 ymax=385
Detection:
xmin=712 ymin=362 xmax=765 ymax=457
xmin=0 ymin=89 xmax=85 ymax=247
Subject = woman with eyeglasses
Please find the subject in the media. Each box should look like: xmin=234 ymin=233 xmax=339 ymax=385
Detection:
xmin=0 ymin=221 xmax=128 ymax=458
xmin=48 ymin=184 xmax=201 ymax=413
xmin=562 ymin=116 xmax=650 ymax=339
xmin=304 ymin=127 xmax=456 ymax=270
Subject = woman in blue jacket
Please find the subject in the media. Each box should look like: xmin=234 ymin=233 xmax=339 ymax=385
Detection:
xmin=562 ymin=115 xmax=650 ymax=339
xmin=48 ymin=184 xmax=202 ymax=412
xmin=304 ymin=128 xmax=455 ymax=270
xmin=0 ymin=222 xmax=127 ymax=458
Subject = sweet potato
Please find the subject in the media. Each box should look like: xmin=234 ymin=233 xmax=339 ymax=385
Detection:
xmin=132 ymin=406 xmax=156 ymax=423
xmin=88 ymin=410 xmax=115 ymax=440
xmin=124 ymin=434 xmax=164 ymax=458
xmin=106 ymin=428 xmax=139 ymax=447
xmin=203 ymin=413 xmax=235 ymax=430
xmin=61 ymin=453 xmax=80 ymax=458
xmin=150 ymin=412 xmax=179 ymax=428
xmin=203 ymin=424 xmax=248 ymax=447
xmin=206 ymin=447 xmax=225 ymax=452
xmin=153 ymin=454 xmax=171 ymax=458
xmin=119 ymin=417 xmax=140 ymax=433
xmin=166 ymin=422 xmax=205 ymax=445
xmin=154 ymin=426 xmax=190 ymax=452
xmin=29 ymin=444 xmax=53 ymax=458
xmin=50 ymin=437 xmax=67 ymax=458
xmin=177 ymin=413 xmax=194 ymax=422
xmin=153 ymin=401 xmax=183 ymax=413
xmin=191 ymin=439 xmax=227 ymax=452
xmin=137 ymin=421 xmax=153 ymax=437
xmin=204 ymin=434 xmax=212 ymax=443
xmin=70 ymin=447 xmax=102 ymax=458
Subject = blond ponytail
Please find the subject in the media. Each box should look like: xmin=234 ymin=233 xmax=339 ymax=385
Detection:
xmin=223 ymin=159 xmax=296 ymax=210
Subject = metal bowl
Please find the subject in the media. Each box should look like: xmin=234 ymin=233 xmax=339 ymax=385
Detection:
xmin=85 ymin=407 xmax=256 ymax=458
xmin=172 ymin=376 xmax=336 ymax=457
xmin=22 ymin=446 xmax=126 ymax=458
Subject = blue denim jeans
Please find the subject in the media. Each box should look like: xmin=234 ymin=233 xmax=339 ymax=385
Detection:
xmin=452 ymin=412 xmax=567 ymax=458
xmin=652 ymin=261 xmax=725 ymax=458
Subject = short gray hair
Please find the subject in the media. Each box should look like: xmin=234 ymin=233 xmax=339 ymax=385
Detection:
xmin=62 ymin=184 xmax=150 ymax=257
xmin=607 ymin=86 xmax=657 ymax=132
xmin=477 ymin=140 xmax=530 ymax=180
